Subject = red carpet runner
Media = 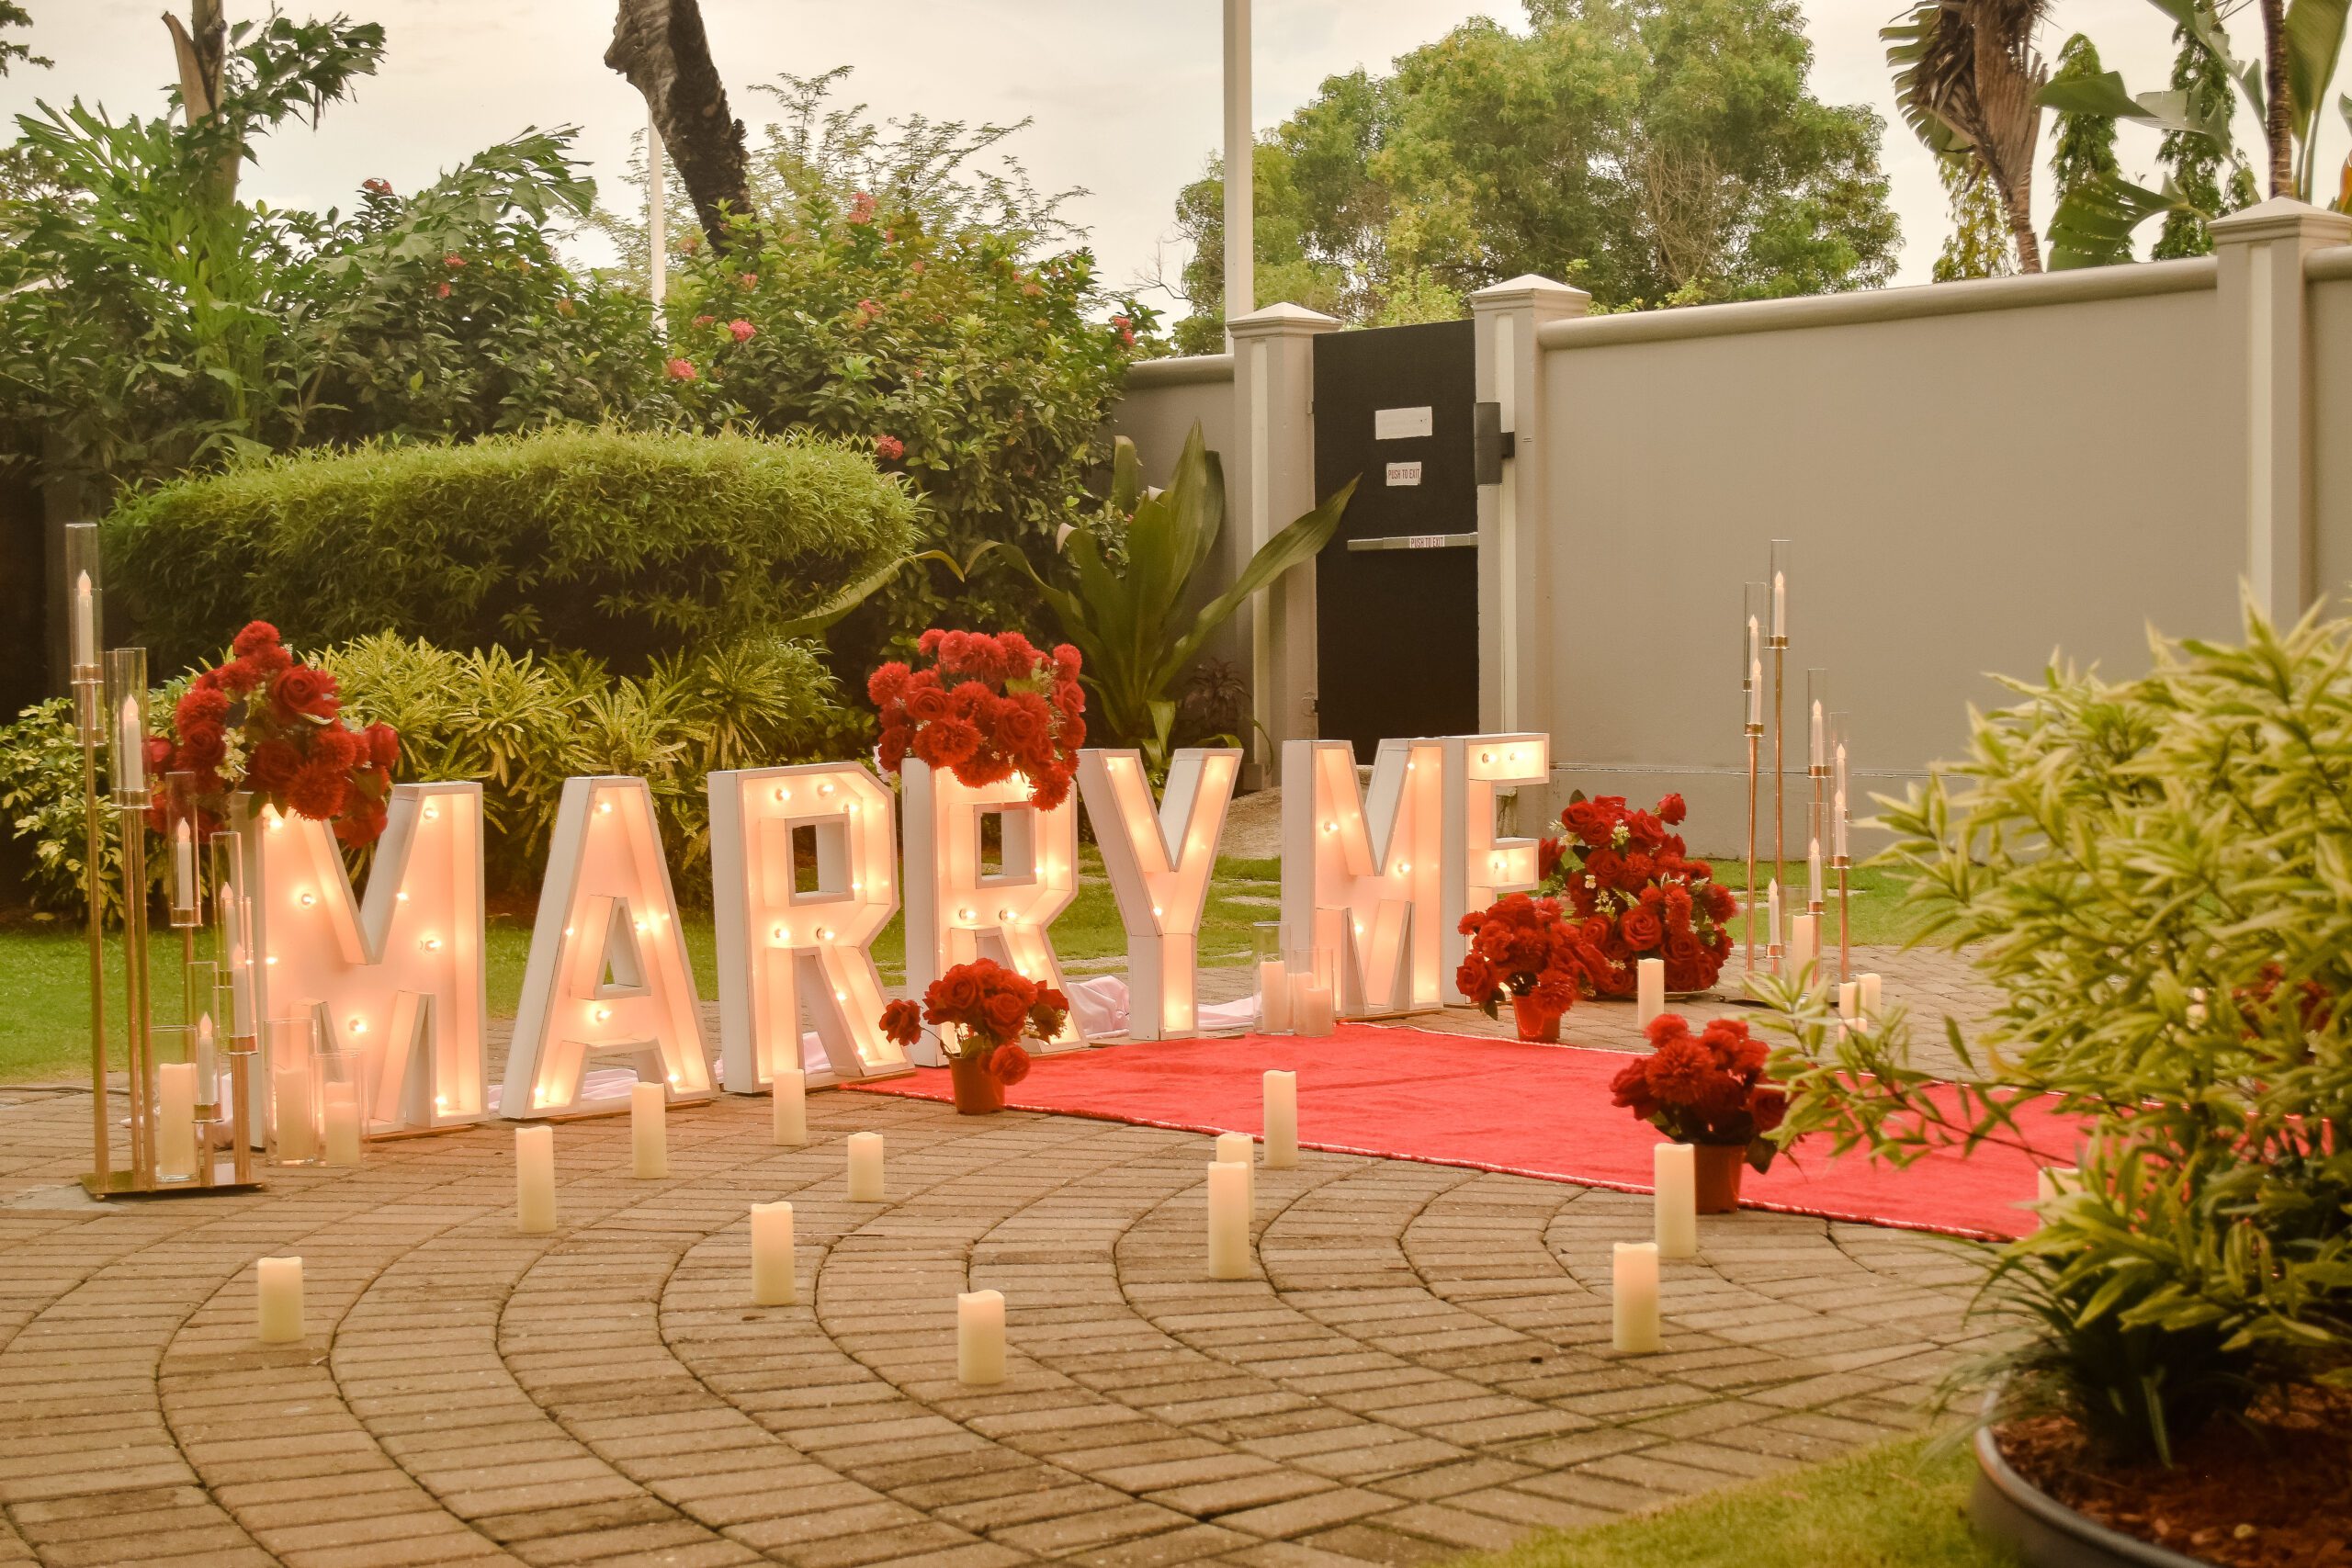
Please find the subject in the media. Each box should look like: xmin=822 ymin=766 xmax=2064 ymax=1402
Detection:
xmin=845 ymin=1022 xmax=2078 ymax=1240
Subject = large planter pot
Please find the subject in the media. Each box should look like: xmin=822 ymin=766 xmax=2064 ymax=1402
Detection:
xmin=1690 ymin=1143 xmax=1747 ymax=1213
xmin=947 ymin=1054 xmax=1005 ymax=1115
xmin=1511 ymin=993 xmax=1561 ymax=1043
xmin=1970 ymin=1407 xmax=2213 ymax=1568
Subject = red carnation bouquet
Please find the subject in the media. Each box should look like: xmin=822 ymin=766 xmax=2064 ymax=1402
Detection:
xmin=867 ymin=630 xmax=1086 ymax=810
xmin=879 ymin=958 xmax=1069 ymax=1089
xmin=1540 ymin=791 xmax=1736 ymax=997
xmin=155 ymin=621 xmax=397 ymax=847
xmin=1453 ymin=892 xmax=1614 ymax=1037
xmin=1609 ymin=1013 xmax=1787 ymax=1172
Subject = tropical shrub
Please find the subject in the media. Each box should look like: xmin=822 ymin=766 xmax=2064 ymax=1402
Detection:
xmin=104 ymin=425 xmax=920 ymax=674
xmin=1760 ymin=604 xmax=2352 ymax=1463
xmin=0 ymin=630 xmax=865 ymax=913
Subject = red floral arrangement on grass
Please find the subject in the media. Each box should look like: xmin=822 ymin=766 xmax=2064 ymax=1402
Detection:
xmin=156 ymin=621 xmax=397 ymax=847
xmin=867 ymin=630 xmax=1086 ymax=809
xmin=1539 ymin=791 xmax=1736 ymax=997
xmin=1609 ymin=1013 xmax=1786 ymax=1171
xmin=1453 ymin=893 xmax=1614 ymax=1023
xmin=879 ymin=957 xmax=1069 ymax=1084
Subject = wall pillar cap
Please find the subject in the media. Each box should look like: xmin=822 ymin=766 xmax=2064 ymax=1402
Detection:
xmin=1470 ymin=274 xmax=1591 ymax=310
xmin=1227 ymin=301 xmax=1342 ymax=340
xmin=2209 ymin=197 xmax=2352 ymax=247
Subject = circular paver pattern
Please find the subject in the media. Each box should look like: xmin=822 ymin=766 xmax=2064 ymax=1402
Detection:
xmin=0 ymin=954 xmax=2000 ymax=1568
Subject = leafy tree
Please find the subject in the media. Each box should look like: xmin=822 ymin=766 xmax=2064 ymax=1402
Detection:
xmin=2151 ymin=12 xmax=2261 ymax=259
xmin=2048 ymin=33 xmax=2123 ymax=265
xmin=1931 ymin=153 xmax=2016 ymax=279
xmin=1885 ymin=0 xmax=2052 ymax=273
xmin=1163 ymin=0 xmax=1896 ymax=346
xmin=0 ymin=2 xmax=48 ymax=76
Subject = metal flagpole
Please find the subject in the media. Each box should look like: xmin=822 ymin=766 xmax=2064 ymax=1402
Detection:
xmin=1222 ymin=0 xmax=1252 ymax=343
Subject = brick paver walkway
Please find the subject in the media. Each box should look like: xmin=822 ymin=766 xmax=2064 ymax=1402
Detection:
xmin=0 ymin=948 xmax=2002 ymax=1568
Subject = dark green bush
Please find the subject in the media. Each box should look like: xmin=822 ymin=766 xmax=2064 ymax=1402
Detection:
xmin=104 ymin=426 xmax=919 ymax=674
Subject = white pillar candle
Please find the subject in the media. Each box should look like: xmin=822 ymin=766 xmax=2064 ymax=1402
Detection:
xmin=256 ymin=1256 xmax=304 ymax=1343
xmin=1654 ymin=1143 xmax=1697 ymax=1258
xmin=515 ymin=1124 xmax=556 ymax=1234
xmin=273 ymin=1065 xmax=317 ymax=1161
xmin=1206 ymin=1161 xmax=1252 ymax=1280
xmin=116 ymin=695 xmax=144 ymax=793
xmin=846 ymin=1132 xmax=885 ymax=1201
xmin=750 ymin=1201 xmax=796 ymax=1306
xmin=1611 ymin=1241 xmax=1661 ymax=1353
xmin=956 ymin=1289 xmax=1006 ymax=1385
xmin=630 ymin=1080 xmax=667 ymax=1178
xmin=1256 ymin=961 xmax=1292 ymax=1032
xmin=1216 ymin=1131 xmax=1254 ymax=1211
xmin=1837 ymin=981 xmax=1860 ymax=1027
xmin=1789 ymin=914 xmax=1816 ymax=976
xmin=156 ymin=1061 xmax=198 ymax=1180
xmin=322 ymin=1089 xmax=362 ymax=1168
xmin=772 ymin=1066 xmax=807 ymax=1146
xmin=1291 ymin=976 xmax=1336 ymax=1037
xmin=1262 ymin=1070 xmax=1297 ymax=1169
xmin=1635 ymin=958 xmax=1665 ymax=1028
xmin=1859 ymin=972 xmax=1882 ymax=1020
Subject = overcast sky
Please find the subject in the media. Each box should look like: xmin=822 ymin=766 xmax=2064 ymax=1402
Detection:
xmin=1 ymin=1 xmax=2312 ymax=308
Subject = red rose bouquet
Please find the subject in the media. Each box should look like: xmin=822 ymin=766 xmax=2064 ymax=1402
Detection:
xmin=867 ymin=630 xmax=1086 ymax=809
xmin=1453 ymin=892 xmax=1614 ymax=1036
xmin=156 ymin=621 xmax=397 ymax=847
xmin=1540 ymin=791 xmax=1736 ymax=997
xmin=878 ymin=957 xmax=1069 ymax=1088
xmin=1608 ymin=1013 xmax=1787 ymax=1172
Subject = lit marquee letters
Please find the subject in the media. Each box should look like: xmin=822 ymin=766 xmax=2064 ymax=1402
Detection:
xmin=1076 ymin=747 xmax=1240 ymax=1039
xmin=1440 ymin=734 xmax=1551 ymax=987
xmin=1280 ymin=738 xmax=1447 ymax=1016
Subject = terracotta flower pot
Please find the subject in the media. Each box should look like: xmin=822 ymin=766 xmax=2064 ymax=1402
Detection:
xmin=1511 ymin=993 xmax=1561 ymax=1043
xmin=1690 ymin=1142 xmax=1747 ymax=1213
xmin=947 ymin=1053 xmax=1005 ymax=1115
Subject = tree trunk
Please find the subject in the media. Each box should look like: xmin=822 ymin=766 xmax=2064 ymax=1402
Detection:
xmin=1997 ymin=168 xmax=2043 ymax=272
xmin=605 ymin=0 xmax=763 ymax=255
xmin=164 ymin=0 xmax=237 ymax=201
xmin=2257 ymin=0 xmax=2294 ymax=197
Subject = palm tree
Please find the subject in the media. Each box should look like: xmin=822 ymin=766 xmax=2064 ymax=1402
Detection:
xmin=1886 ymin=0 xmax=2053 ymax=272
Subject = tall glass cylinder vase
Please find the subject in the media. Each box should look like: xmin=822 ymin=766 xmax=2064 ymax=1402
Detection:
xmin=266 ymin=1015 xmax=323 ymax=1167
xmin=150 ymin=1025 xmax=200 ymax=1186
xmin=164 ymin=772 xmax=202 ymax=930
xmin=1251 ymin=922 xmax=1290 ymax=1033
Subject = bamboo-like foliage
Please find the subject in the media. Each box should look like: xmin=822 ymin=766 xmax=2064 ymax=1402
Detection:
xmin=1757 ymin=599 xmax=2352 ymax=1460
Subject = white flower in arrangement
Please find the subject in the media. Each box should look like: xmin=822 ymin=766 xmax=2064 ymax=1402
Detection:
xmin=1612 ymin=824 xmax=1631 ymax=848
xmin=221 ymin=732 xmax=247 ymax=779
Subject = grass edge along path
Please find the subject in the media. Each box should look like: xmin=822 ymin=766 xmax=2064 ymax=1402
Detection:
xmin=1451 ymin=1431 xmax=2016 ymax=1568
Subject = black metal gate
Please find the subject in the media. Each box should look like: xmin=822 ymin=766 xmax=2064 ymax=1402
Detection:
xmin=1311 ymin=319 xmax=1480 ymax=761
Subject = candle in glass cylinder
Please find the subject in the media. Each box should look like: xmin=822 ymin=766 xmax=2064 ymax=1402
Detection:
xmin=1789 ymin=914 xmax=1817 ymax=976
xmin=174 ymin=819 xmax=196 ymax=909
xmin=630 ymin=1080 xmax=667 ymax=1178
xmin=1206 ymin=1161 xmax=1251 ymax=1279
xmin=957 ymin=1289 xmax=1006 ymax=1384
xmin=1636 ymin=958 xmax=1665 ymax=1029
xmin=256 ymin=1256 xmax=304 ymax=1343
xmin=847 ymin=1132 xmax=885 ymax=1201
xmin=1262 ymin=1070 xmax=1297 ymax=1168
xmin=273 ymin=1064 xmax=317 ymax=1162
xmin=72 ymin=571 xmax=96 ymax=668
xmin=1654 ymin=1143 xmax=1696 ymax=1258
xmin=1611 ymin=1241 xmax=1662 ymax=1353
xmin=116 ymin=695 xmax=145 ymax=793
xmin=515 ymin=1125 xmax=556 ymax=1233
xmin=772 ymin=1066 xmax=807 ymax=1146
xmin=1835 ymin=788 xmax=1849 ymax=861
xmin=1772 ymin=570 xmax=1786 ymax=639
xmin=751 ymin=1201 xmax=795 ymax=1305
xmin=1766 ymin=880 xmax=1781 ymax=948
xmin=156 ymin=1062 xmax=198 ymax=1180
xmin=1290 ymin=975 xmax=1336 ymax=1037
xmin=1747 ymin=656 xmax=1761 ymax=727
xmin=1808 ymin=836 xmax=1823 ymax=905
xmin=194 ymin=1012 xmax=217 ymax=1110
xmin=1257 ymin=960 xmax=1292 ymax=1032
xmin=322 ymin=1085 xmax=362 ymax=1167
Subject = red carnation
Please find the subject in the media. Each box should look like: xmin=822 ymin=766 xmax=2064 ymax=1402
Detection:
xmin=868 ymin=661 xmax=912 ymax=705
xmin=310 ymin=726 xmax=361 ymax=770
xmin=231 ymin=622 xmax=281 ymax=658
xmin=246 ymin=739 xmax=301 ymax=793
xmin=286 ymin=760 xmax=348 ymax=820
xmin=986 ymin=1042 xmax=1032 ymax=1086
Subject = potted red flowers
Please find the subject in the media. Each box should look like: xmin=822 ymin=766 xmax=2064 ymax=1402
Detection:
xmin=1608 ymin=1014 xmax=1786 ymax=1211
xmin=156 ymin=621 xmax=396 ymax=846
xmin=1453 ymin=892 xmax=1614 ymax=1042
xmin=867 ymin=630 xmax=1086 ymax=809
xmin=878 ymin=958 xmax=1069 ymax=1114
xmin=1540 ymin=792 xmax=1736 ymax=997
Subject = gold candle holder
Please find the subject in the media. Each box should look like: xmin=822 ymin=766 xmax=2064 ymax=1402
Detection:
xmin=1740 ymin=581 xmax=1766 ymax=976
xmin=65 ymin=525 xmax=110 ymax=1191
xmin=1831 ymin=712 xmax=1853 ymax=984
xmin=1767 ymin=540 xmax=1791 ymax=934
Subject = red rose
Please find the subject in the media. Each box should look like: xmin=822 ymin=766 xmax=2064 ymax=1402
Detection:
xmin=246 ymin=739 xmax=301 ymax=792
xmin=876 ymin=724 xmax=910 ymax=773
xmin=1657 ymin=793 xmax=1687 ymax=825
xmin=905 ymin=682 xmax=951 ymax=724
xmin=982 ymin=988 xmax=1030 ymax=1039
xmin=271 ymin=666 xmax=340 ymax=722
xmin=1666 ymin=931 xmax=1704 ymax=965
xmin=287 ymin=760 xmax=348 ymax=820
xmin=364 ymin=721 xmax=401 ymax=771
xmin=986 ymin=1042 xmax=1032 ymax=1086
xmin=176 ymin=723 xmax=227 ymax=771
xmin=1621 ymin=907 xmax=1664 ymax=951
xmin=879 ymin=999 xmax=922 ymax=1047
xmin=1609 ymin=1055 xmax=1660 ymax=1121
xmin=1750 ymin=1086 xmax=1787 ymax=1134
xmin=1583 ymin=848 xmax=1623 ymax=886
xmin=334 ymin=799 xmax=388 ymax=848
xmin=997 ymin=691 xmax=1051 ymax=750
xmin=1455 ymin=953 xmax=1498 ymax=1004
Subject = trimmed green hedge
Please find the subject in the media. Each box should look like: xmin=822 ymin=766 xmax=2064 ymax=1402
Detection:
xmin=104 ymin=426 xmax=920 ymax=673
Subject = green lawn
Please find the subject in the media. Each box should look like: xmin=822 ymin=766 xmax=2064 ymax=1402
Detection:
xmin=1455 ymin=1433 xmax=2014 ymax=1568
xmin=0 ymin=852 xmax=1287 ymax=1084
xmin=1702 ymin=860 xmax=1934 ymax=949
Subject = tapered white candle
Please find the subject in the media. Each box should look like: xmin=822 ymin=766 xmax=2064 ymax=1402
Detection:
xmin=156 ymin=1061 xmax=198 ymax=1180
xmin=322 ymin=1088 xmax=362 ymax=1167
xmin=1257 ymin=961 xmax=1292 ymax=1032
xmin=751 ymin=1200 xmax=795 ymax=1305
xmin=1772 ymin=570 xmax=1785 ymax=638
xmin=515 ymin=1124 xmax=556 ymax=1233
xmin=1810 ymin=699 xmax=1824 ymax=771
xmin=256 ymin=1256 xmax=303 ymax=1343
xmin=1636 ymin=958 xmax=1665 ymax=1029
xmin=630 ymin=1080 xmax=667 ymax=1178
xmin=846 ymin=1132 xmax=885 ymax=1201
xmin=1834 ymin=787 xmax=1849 ymax=861
xmin=72 ymin=571 xmax=95 ymax=669
xmin=1747 ymin=656 xmax=1761 ymax=727
xmin=1789 ymin=914 xmax=1817 ymax=976
xmin=1767 ymin=880 xmax=1781 ymax=949
xmin=117 ymin=695 xmax=144 ymax=793
xmin=1291 ymin=976 xmax=1335 ymax=1037
xmin=1808 ymin=836 xmax=1823 ymax=904
xmin=1859 ymin=972 xmax=1882 ymax=1020
xmin=772 ymin=1066 xmax=807 ymax=1146
xmin=1206 ymin=1161 xmax=1251 ymax=1279
xmin=173 ymin=819 xmax=196 ymax=909
xmin=1654 ymin=1144 xmax=1696 ymax=1258
xmin=957 ymin=1289 xmax=1006 ymax=1384
xmin=1612 ymin=1241 xmax=1661 ymax=1353
xmin=273 ymin=1064 xmax=316 ymax=1161
xmin=194 ymin=1012 xmax=217 ymax=1109
xmin=1262 ymin=1070 xmax=1297 ymax=1169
